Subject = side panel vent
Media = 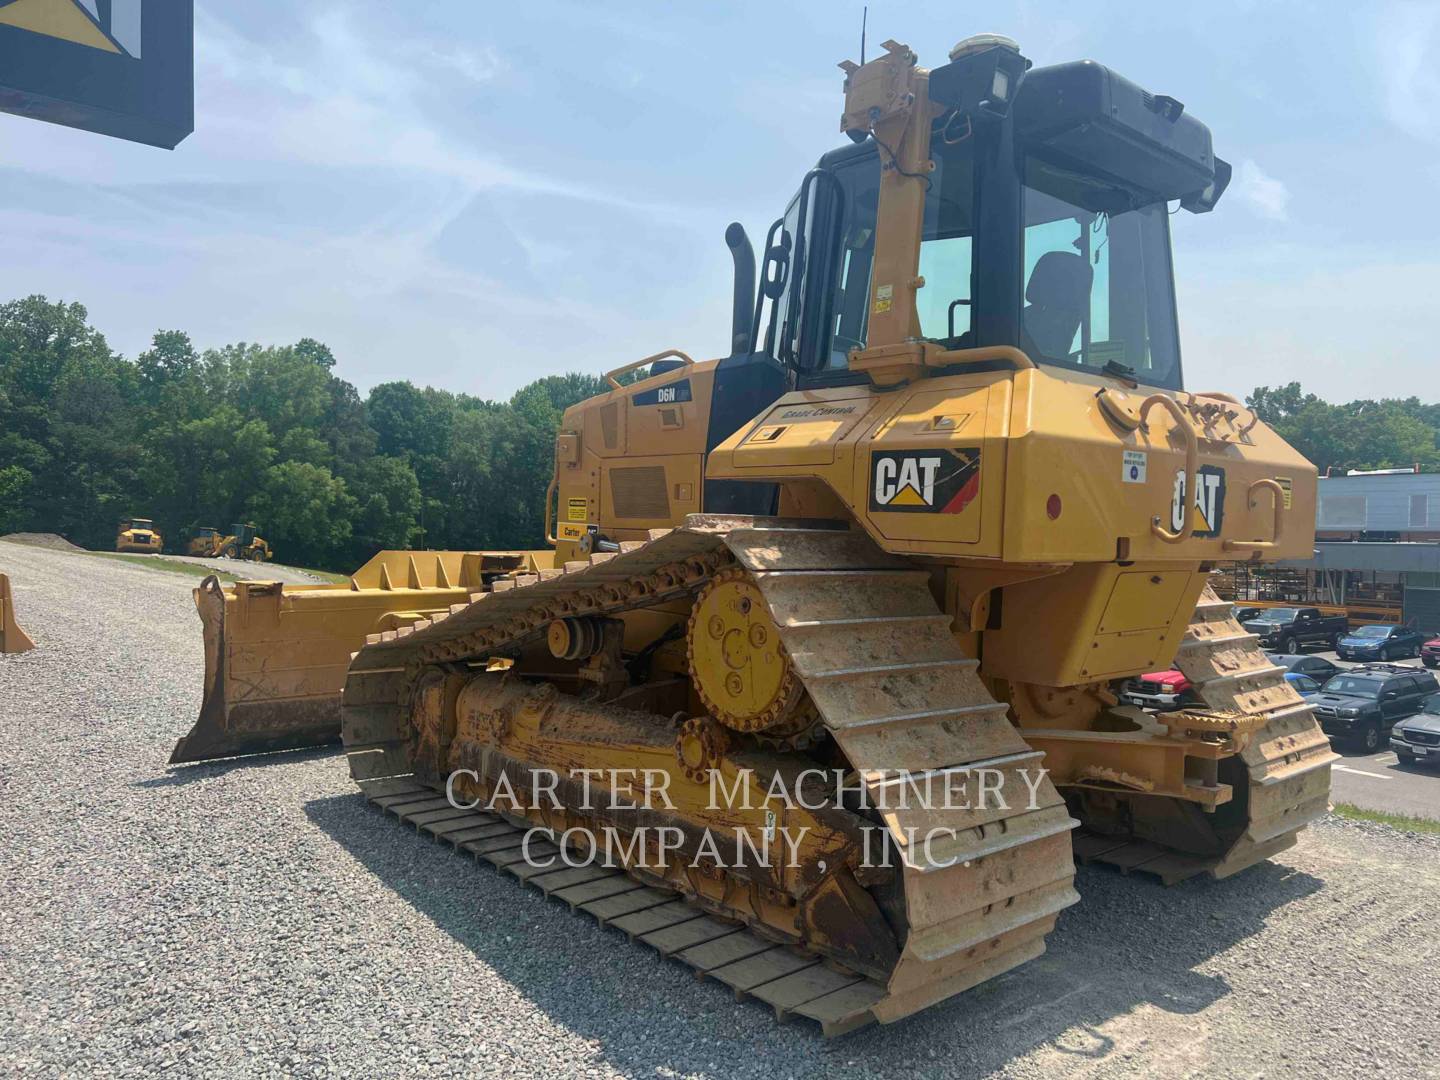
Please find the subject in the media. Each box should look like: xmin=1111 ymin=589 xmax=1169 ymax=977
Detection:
xmin=600 ymin=402 xmax=619 ymax=450
xmin=609 ymin=466 xmax=670 ymax=520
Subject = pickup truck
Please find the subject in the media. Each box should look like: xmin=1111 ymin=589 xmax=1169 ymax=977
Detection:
xmin=1120 ymin=670 xmax=1197 ymax=711
xmin=1122 ymin=668 xmax=1323 ymax=712
xmin=1241 ymin=607 xmax=1349 ymax=653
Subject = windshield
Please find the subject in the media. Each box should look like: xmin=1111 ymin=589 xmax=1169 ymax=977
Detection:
xmin=1021 ymin=158 xmax=1181 ymax=387
xmin=131 ymin=520 xmax=152 ymax=528
xmin=1321 ymin=676 xmax=1383 ymax=698
xmin=1351 ymin=626 xmax=1393 ymax=639
xmin=816 ymin=123 xmax=975 ymax=370
xmin=1251 ymin=609 xmax=1298 ymax=623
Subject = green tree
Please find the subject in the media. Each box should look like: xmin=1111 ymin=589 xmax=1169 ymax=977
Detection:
xmin=246 ymin=461 xmax=356 ymax=569
xmin=0 ymin=296 xmax=133 ymax=547
xmin=1248 ymin=384 xmax=1439 ymax=474
xmin=348 ymin=455 xmax=421 ymax=558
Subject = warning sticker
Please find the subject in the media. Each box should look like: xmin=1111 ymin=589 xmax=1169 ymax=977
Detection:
xmin=1277 ymin=477 xmax=1293 ymax=509
xmin=1123 ymin=450 xmax=1148 ymax=484
xmin=566 ymin=498 xmax=588 ymax=522
xmin=872 ymin=283 xmax=893 ymax=315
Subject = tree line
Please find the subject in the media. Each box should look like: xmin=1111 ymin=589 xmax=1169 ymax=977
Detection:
xmin=0 ymin=295 xmax=606 ymax=570
xmin=1246 ymin=384 xmax=1439 ymax=475
xmin=2 ymin=295 xmax=1435 ymax=571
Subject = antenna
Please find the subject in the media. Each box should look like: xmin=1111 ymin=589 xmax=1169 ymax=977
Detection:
xmin=860 ymin=6 xmax=867 ymax=65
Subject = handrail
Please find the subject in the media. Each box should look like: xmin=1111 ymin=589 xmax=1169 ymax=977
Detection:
xmin=1139 ymin=393 xmax=1197 ymax=544
xmin=1224 ymin=478 xmax=1286 ymax=554
xmin=604 ymin=349 xmax=695 ymax=390
xmin=933 ymin=344 xmax=1036 ymax=371
xmin=1193 ymin=391 xmax=1242 ymax=405
xmin=543 ymin=475 xmax=558 ymax=546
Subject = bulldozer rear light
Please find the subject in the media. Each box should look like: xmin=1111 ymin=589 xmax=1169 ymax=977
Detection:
xmin=1046 ymin=494 xmax=1062 ymax=519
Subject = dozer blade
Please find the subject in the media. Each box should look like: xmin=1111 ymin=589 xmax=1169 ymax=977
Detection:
xmin=0 ymin=573 xmax=36 ymax=654
xmin=170 ymin=549 xmax=553 ymax=764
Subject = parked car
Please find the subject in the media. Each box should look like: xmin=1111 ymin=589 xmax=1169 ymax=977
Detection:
xmin=1391 ymin=695 xmax=1440 ymax=765
xmin=1334 ymin=624 xmax=1427 ymax=662
xmin=1266 ymin=653 xmax=1343 ymax=683
xmin=1241 ymin=607 xmax=1348 ymax=653
xmin=1310 ymin=665 xmax=1440 ymax=751
xmin=1120 ymin=670 xmax=1197 ymax=712
xmin=1121 ymin=668 xmax=1321 ymax=712
xmin=1422 ymin=637 xmax=1440 ymax=670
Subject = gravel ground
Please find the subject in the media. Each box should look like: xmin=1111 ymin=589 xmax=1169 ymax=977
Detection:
xmin=124 ymin=552 xmax=337 ymax=585
xmin=1 ymin=537 xmax=1437 ymax=1079
xmin=0 ymin=532 xmax=84 ymax=551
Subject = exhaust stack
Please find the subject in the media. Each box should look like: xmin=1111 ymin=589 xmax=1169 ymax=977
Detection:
xmin=725 ymin=222 xmax=756 ymax=355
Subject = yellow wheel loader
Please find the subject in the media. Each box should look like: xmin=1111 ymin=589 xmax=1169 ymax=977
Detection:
xmin=171 ymin=35 xmax=1334 ymax=1034
xmin=216 ymin=523 xmax=271 ymax=562
xmin=115 ymin=517 xmax=163 ymax=553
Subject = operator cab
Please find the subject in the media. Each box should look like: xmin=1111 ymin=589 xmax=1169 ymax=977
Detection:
xmin=753 ymin=39 xmax=1228 ymax=393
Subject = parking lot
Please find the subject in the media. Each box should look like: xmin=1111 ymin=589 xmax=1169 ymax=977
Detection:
xmin=1298 ymin=648 xmax=1440 ymax=818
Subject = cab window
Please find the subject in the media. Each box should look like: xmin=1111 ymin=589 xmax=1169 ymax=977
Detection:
xmin=1021 ymin=157 xmax=1182 ymax=387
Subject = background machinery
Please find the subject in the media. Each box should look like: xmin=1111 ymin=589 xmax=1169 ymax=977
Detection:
xmin=186 ymin=522 xmax=272 ymax=561
xmin=115 ymin=517 xmax=163 ymax=554
xmin=216 ymin=523 xmax=271 ymax=562
xmin=171 ymin=35 xmax=1334 ymax=1032
xmin=185 ymin=526 xmax=221 ymax=557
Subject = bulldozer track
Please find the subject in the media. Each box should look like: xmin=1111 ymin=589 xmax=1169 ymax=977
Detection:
xmin=340 ymin=516 xmax=1079 ymax=1035
xmin=1175 ymin=586 xmax=1337 ymax=875
xmin=1074 ymin=585 xmax=1336 ymax=884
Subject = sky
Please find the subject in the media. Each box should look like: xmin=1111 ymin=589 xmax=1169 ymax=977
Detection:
xmin=0 ymin=0 xmax=1436 ymax=403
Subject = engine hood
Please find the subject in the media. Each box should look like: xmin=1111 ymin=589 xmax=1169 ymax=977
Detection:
xmin=1338 ymin=636 xmax=1387 ymax=649
xmin=1397 ymin=711 xmax=1440 ymax=735
xmin=1310 ymin=692 xmax=1374 ymax=710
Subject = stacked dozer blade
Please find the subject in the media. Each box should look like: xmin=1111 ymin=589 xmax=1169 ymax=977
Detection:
xmin=339 ymin=517 xmax=1078 ymax=1035
xmin=170 ymin=549 xmax=552 ymax=764
xmin=1071 ymin=584 xmax=1337 ymax=883
xmin=0 ymin=573 xmax=36 ymax=653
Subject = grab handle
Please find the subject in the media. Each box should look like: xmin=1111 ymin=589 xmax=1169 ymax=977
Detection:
xmin=1139 ymin=394 xmax=1197 ymax=544
xmin=1224 ymin=479 xmax=1286 ymax=553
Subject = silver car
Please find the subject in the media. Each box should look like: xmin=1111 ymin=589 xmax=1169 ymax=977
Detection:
xmin=1391 ymin=695 xmax=1440 ymax=766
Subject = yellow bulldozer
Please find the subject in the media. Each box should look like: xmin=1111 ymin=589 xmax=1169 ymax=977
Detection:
xmin=170 ymin=35 xmax=1334 ymax=1034
xmin=185 ymin=526 xmax=221 ymax=557
xmin=115 ymin=517 xmax=163 ymax=553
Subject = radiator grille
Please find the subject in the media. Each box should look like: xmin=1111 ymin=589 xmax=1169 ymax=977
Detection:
xmin=609 ymin=466 xmax=670 ymax=520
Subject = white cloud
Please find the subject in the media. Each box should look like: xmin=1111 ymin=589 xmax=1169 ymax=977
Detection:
xmin=1232 ymin=159 xmax=1290 ymax=222
xmin=1378 ymin=2 xmax=1440 ymax=142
